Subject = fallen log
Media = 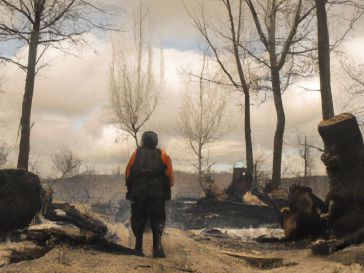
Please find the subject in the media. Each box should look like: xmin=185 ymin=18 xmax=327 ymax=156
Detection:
xmin=0 ymin=171 xmax=134 ymax=267
xmin=312 ymin=227 xmax=364 ymax=256
xmin=25 ymin=220 xmax=134 ymax=254
xmin=0 ymin=241 xmax=47 ymax=267
xmin=27 ymin=221 xmax=98 ymax=244
xmin=44 ymin=202 xmax=108 ymax=236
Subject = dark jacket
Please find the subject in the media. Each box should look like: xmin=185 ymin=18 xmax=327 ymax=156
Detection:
xmin=125 ymin=148 xmax=173 ymax=200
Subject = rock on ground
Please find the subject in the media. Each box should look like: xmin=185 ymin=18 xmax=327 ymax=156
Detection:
xmin=0 ymin=169 xmax=44 ymax=234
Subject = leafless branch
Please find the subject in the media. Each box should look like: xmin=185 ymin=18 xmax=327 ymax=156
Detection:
xmin=108 ymin=3 xmax=163 ymax=146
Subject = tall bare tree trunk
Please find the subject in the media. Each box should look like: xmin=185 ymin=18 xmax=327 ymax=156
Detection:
xmin=244 ymin=92 xmax=253 ymax=175
xmin=225 ymin=0 xmax=254 ymax=176
xmin=304 ymin=136 xmax=308 ymax=180
xmin=17 ymin=22 xmax=40 ymax=170
xmin=315 ymin=0 xmax=334 ymax=120
xmin=269 ymin=3 xmax=285 ymax=189
xmin=198 ymin=144 xmax=203 ymax=189
xmin=271 ymin=67 xmax=285 ymax=188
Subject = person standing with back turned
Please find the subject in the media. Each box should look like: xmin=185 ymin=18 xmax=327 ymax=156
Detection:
xmin=125 ymin=131 xmax=174 ymax=258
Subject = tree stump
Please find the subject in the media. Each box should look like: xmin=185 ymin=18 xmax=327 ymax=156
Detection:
xmin=0 ymin=169 xmax=44 ymax=234
xmin=318 ymin=113 xmax=364 ymax=236
xmin=225 ymin=167 xmax=252 ymax=201
xmin=282 ymin=185 xmax=326 ymax=240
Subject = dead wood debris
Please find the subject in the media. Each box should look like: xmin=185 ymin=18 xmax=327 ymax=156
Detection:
xmin=0 ymin=201 xmax=133 ymax=267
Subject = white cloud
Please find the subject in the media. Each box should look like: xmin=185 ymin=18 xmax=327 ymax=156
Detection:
xmin=1 ymin=3 xmax=363 ymax=177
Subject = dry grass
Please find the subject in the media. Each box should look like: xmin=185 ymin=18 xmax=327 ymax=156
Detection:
xmin=55 ymin=245 xmax=71 ymax=266
xmin=333 ymin=263 xmax=364 ymax=273
xmin=243 ymin=192 xmax=267 ymax=207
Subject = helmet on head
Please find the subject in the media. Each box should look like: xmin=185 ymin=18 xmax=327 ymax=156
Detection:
xmin=141 ymin=131 xmax=158 ymax=149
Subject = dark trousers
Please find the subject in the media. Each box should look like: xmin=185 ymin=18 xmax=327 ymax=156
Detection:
xmin=131 ymin=198 xmax=166 ymax=238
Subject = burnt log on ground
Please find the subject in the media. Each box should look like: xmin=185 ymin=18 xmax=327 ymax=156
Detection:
xmin=0 ymin=170 xmax=45 ymax=235
xmin=0 ymin=241 xmax=48 ymax=267
xmin=44 ymin=202 xmax=108 ymax=236
xmin=35 ymin=202 xmax=130 ymax=253
xmin=26 ymin=221 xmax=99 ymax=245
xmin=312 ymin=227 xmax=364 ymax=256
xmin=25 ymin=221 xmax=133 ymax=254
xmin=0 ymin=208 xmax=133 ymax=267
xmin=249 ymin=187 xmax=288 ymax=226
xmin=0 ymin=170 xmax=133 ymax=266
xmin=266 ymin=187 xmax=289 ymax=212
xmin=0 ymin=219 xmax=134 ymax=268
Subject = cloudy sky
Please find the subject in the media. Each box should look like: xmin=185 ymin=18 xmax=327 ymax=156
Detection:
xmin=0 ymin=0 xmax=363 ymax=177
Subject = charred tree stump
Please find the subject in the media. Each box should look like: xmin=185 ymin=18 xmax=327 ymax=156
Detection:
xmin=318 ymin=113 xmax=364 ymax=236
xmin=0 ymin=169 xmax=44 ymax=234
xmin=225 ymin=167 xmax=252 ymax=202
xmin=282 ymin=185 xmax=326 ymax=240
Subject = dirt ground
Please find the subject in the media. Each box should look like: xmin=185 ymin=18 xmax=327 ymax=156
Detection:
xmin=1 ymin=228 xmax=363 ymax=273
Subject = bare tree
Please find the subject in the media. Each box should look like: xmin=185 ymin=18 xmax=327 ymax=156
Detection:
xmin=0 ymin=0 xmax=113 ymax=170
xmin=83 ymin=165 xmax=96 ymax=175
xmin=179 ymin=50 xmax=226 ymax=192
xmin=315 ymin=0 xmax=363 ymax=120
xmin=51 ymin=149 xmax=81 ymax=178
xmin=244 ymin=0 xmax=316 ymax=188
xmin=252 ymin=152 xmax=270 ymax=188
xmin=0 ymin=139 xmax=10 ymax=168
xmin=297 ymin=134 xmax=314 ymax=180
xmin=109 ymin=2 xmax=163 ymax=147
xmin=340 ymin=59 xmax=364 ymax=123
xmin=343 ymin=62 xmax=364 ymax=95
xmin=189 ymin=0 xmax=259 ymax=175
xmin=315 ymin=0 xmax=335 ymax=120
xmin=29 ymin=154 xmax=41 ymax=175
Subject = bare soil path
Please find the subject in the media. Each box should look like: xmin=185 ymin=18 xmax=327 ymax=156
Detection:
xmin=1 ymin=228 xmax=363 ymax=273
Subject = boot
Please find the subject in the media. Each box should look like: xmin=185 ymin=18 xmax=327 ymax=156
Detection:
xmin=135 ymin=234 xmax=145 ymax=257
xmin=153 ymin=233 xmax=166 ymax=258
